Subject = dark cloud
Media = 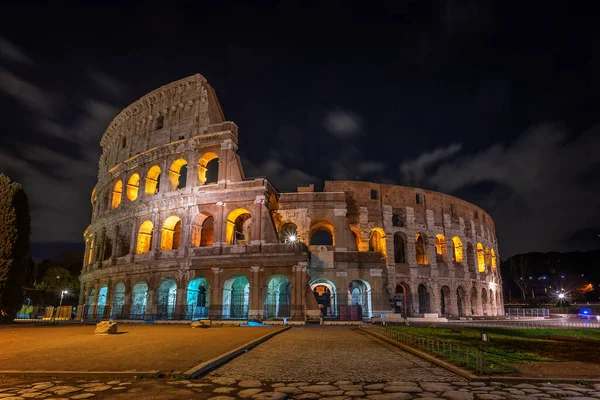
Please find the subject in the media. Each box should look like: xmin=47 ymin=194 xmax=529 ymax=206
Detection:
xmin=0 ymin=36 xmax=33 ymax=65
xmin=323 ymin=110 xmax=363 ymax=138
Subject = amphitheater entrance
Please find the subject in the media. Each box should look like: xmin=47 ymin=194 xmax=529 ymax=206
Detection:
xmin=418 ymin=284 xmax=430 ymax=314
xmin=96 ymin=285 xmax=108 ymax=318
xmin=347 ymin=280 xmax=372 ymax=319
xmin=263 ymin=275 xmax=291 ymax=319
xmin=86 ymin=288 xmax=96 ymax=318
xmin=440 ymin=285 xmax=451 ymax=316
xmin=187 ymin=277 xmax=210 ymax=319
xmin=456 ymin=286 xmax=466 ymax=317
xmin=131 ymin=281 xmax=148 ymax=319
xmin=311 ymin=279 xmax=337 ymax=317
xmin=111 ymin=282 xmax=126 ymax=319
xmin=222 ymin=275 xmax=249 ymax=319
xmin=470 ymin=286 xmax=478 ymax=316
xmin=157 ymin=278 xmax=177 ymax=320
xmin=393 ymin=283 xmax=410 ymax=316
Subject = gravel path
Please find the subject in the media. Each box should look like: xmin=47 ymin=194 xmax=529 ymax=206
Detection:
xmin=209 ymin=326 xmax=463 ymax=382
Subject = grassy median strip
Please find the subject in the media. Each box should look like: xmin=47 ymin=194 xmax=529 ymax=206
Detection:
xmin=388 ymin=325 xmax=600 ymax=375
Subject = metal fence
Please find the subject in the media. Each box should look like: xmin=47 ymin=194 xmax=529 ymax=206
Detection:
xmin=504 ymin=308 xmax=549 ymax=317
xmin=438 ymin=320 xmax=600 ymax=329
xmin=368 ymin=325 xmax=496 ymax=375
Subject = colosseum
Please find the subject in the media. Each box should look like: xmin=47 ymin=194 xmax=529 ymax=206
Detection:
xmin=78 ymin=74 xmax=503 ymax=323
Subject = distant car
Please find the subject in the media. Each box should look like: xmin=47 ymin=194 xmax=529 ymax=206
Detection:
xmin=577 ymin=309 xmax=596 ymax=320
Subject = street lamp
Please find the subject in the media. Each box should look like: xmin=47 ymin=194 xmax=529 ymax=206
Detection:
xmin=59 ymin=290 xmax=68 ymax=307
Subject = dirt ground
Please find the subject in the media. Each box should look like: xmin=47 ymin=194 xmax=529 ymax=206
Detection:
xmin=0 ymin=324 xmax=278 ymax=373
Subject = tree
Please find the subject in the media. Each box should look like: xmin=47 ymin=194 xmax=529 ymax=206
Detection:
xmin=0 ymin=174 xmax=31 ymax=323
xmin=36 ymin=267 xmax=80 ymax=300
xmin=507 ymin=255 xmax=529 ymax=300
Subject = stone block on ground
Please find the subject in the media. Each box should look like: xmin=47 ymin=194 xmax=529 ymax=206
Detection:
xmin=94 ymin=321 xmax=117 ymax=334
xmin=191 ymin=320 xmax=211 ymax=328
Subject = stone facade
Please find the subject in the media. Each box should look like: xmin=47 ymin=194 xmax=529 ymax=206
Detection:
xmin=78 ymin=74 xmax=503 ymax=322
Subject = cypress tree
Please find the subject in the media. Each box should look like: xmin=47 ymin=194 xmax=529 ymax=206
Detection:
xmin=0 ymin=174 xmax=31 ymax=323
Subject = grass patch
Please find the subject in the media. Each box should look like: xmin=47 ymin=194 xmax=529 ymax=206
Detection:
xmin=387 ymin=325 xmax=600 ymax=375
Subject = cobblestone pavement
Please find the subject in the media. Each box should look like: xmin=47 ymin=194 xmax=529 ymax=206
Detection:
xmin=1 ymin=376 xmax=600 ymax=400
xmin=209 ymin=326 xmax=462 ymax=382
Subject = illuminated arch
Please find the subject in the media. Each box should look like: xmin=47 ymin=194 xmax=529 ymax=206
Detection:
xmin=368 ymin=228 xmax=386 ymax=257
xmin=415 ymin=233 xmax=428 ymax=265
xmin=477 ymin=243 xmax=485 ymax=272
xmin=264 ymin=275 xmax=291 ymax=318
xmin=280 ymin=222 xmax=299 ymax=243
xmin=491 ymin=249 xmax=497 ymax=271
xmin=309 ymin=218 xmax=335 ymax=246
xmin=131 ymin=280 xmax=148 ymax=319
xmin=191 ymin=212 xmax=214 ymax=247
xmin=126 ymin=173 xmax=140 ymax=201
xmin=198 ymin=152 xmax=219 ymax=185
xmin=187 ymin=277 xmax=210 ymax=319
xmin=452 ymin=236 xmax=463 ymax=263
xmin=350 ymin=226 xmax=361 ymax=250
xmin=435 ymin=234 xmax=446 ymax=263
xmin=111 ymin=180 xmax=123 ymax=209
xmin=161 ymin=216 xmax=182 ymax=250
xmin=485 ymin=246 xmax=491 ymax=269
xmin=168 ymin=158 xmax=188 ymax=190
xmin=136 ymin=220 xmax=153 ymax=254
xmin=226 ymin=208 xmax=252 ymax=245
xmin=145 ymin=165 xmax=161 ymax=195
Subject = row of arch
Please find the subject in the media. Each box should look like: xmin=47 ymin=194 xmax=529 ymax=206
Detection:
xmin=396 ymin=283 xmax=502 ymax=317
xmin=108 ymin=153 xmax=219 ymax=210
xmin=86 ymin=274 xmax=291 ymax=320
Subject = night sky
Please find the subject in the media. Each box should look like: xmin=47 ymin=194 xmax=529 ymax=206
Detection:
xmin=1 ymin=1 xmax=599 ymax=259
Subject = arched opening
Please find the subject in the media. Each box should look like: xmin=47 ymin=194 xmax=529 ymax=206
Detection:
xmin=485 ymin=246 xmax=491 ymax=270
xmin=264 ymin=275 xmax=291 ymax=319
xmin=440 ymin=285 xmax=451 ymax=316
xmin=467 ymin=242 xmax=475 ymax=272
xmin=491 ymin=249 xmax=497 ymax=272
xmin=393 ymin=283 xmax=411 ymax=316
xmin=161 ymin=216 xmax=182 ymax=250
xmin=348 ymin=280 xmax=372 ymax=319
xmin=169 ymin=158 xmax=188 ymax=190
xmin=435 ymin=234 xmax=446 ymax=263
xmin=96 ymin=285 xmax=108 ymax=318
xmin=131 ymin=281 xmax=148 ymax=319
xmin=489 ymin=288 xmax=495 ymax=315
xmin=456 ymin=286 xmax=466 ymax=317
xmin=157 ymin=278 xmax=177 ymax=320
xmin=452 ymin=237 xmax=463 ymax=263
xmin=115 ymin=225 xmax=130 ymax=258
xmin=222 ymin=275 xmax=250 ymax=319
xmin=477 ymin=243 xmax=485 ymax=272
xmin=145 ymin=165 xmax=161 ymax=195
xmin=470 ymin=286 xmax=478 ymax=316
xmin=86 ymin=288 xmax=96 ymax=318
xmin=111 ymin=282 xmax=126 ymax=319
xmin=368 ymin=228 xmax=386 ymax=257
xmin=481 ymin=287 xmax=488 ymax=316
xmin=394 ymin=232 xmax=406 ymax=264
xmin=126 ymin=173 xmax=140 ymax=201
xmin=136 ymin=220 xmax=153 ymax=254
xmin=415 ymin=233 xmax=428 ymax=265
xmin=309 ymin=218 xmax=335 ymax=246
xmin=418 ymin=284 xmax=430 ymax=314
xmin=226 ymin=208 xmax=252 ymax=245
xmin=111 ymin=180 xmax=123 ymax=209
xmin=187 ymin=277 xmax=210 ymax=319
xmin=350 ymin=227 xmax=361 ymax=250
xmin=279 ymin=222 xmax=299 ymax=243
xmin=198 ymin=152 xmax=219 ymax=185
xmin=191 ymin=212 xmax=214 ymax=247
xmin=311 ymin=279 xmax=337 ymax=317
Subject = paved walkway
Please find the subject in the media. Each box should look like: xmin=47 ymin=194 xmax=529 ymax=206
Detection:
xmin=209 ymin=326 xmax=462 ymax=382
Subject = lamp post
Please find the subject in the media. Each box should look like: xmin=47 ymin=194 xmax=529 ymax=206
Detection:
xmin=59 ymin=290 xmax=68 ymax=307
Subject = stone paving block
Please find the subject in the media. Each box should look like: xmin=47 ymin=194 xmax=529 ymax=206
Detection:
xmin=338 ymin=385 xmax=363 ymax=391
xmin=213 ymin=387 xmax=237 ymax=394
xmin=276 ymin=387 xmax=303 ymax=395
xmin=208 ymin=396 xmax=236 ymax=400
xmin=111 ymin=387 xmax=127 ymax=391
xmin=320 ymin=390 xmax=344 ymax=396
xmin=418 ymin=393 xmax=441 ymax=398
xmin=71 ymin=394 xmax=95 ymax=399
xmin=83 ymin=385 xmax=112 ymax=392
xmin=251 ymin=392 xmax=288 ymax=400
xmin=299 ymin=386 xmax=338 ymax=393
xmin=288 ymin=383 xmax=311 ymax=388
xmin=365 ymin=391 xmax=383 ymax=395
xmin=344 ymin=390 xmax=365 ymax=396
xmin=365 ymin=385 xmax=387 ymax=391
xmin=293 ymin=394 xmax=321 ymax=399
xmin=239 ymin=389 xmax=264 ymax=398
xmin=367 ymin=393 xmax=412 ymax=400
xmin=475 ymin=395 xmax=505 ymax=400
xmin=32 ymin=384 xmax=54 ymax=391
xmin=212 ymin=378 xmax=238 ymax=385
xmin=384 ymin=386 xmax=423 ymax=393
xmin=420 ymin=383 xmax=455 ymax=392
xmin=239 ymin=381 xmax=264 ymax=388
xmin=442 ymin=390 xmax=474 ymax=400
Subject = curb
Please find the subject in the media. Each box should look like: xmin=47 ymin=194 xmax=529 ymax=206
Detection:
xmin=0 ymin=370 xmax=159 ymax=377
xmin=184 ymin=325 xmax=291 ymax=378
xmin=358 ymin=328 xmax=480 ymax=381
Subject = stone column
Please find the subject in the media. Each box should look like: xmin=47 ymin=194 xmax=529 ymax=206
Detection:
xmin=450 ymin=285 xmax=459 ymax=316
xmin=214 ymin=202 xmax=227 ymax=246
xmin=145 ymin=276 xmax=158 ymax=320
xmin=186 ymin=153 xmax=198 ymax=188
xmin=105 ymin=279 xmax=113 ymax=319
xmin=123 ymin=279 xmax=132 ymax=318
xmin=76 ymin=281 xmax=86 ymax=320
xmin=210 ymin=268 xmax=223 ymax=319
xmin=333 ymin=208 xmax=348 ymax=250
xmin=128 ymin=220 xmax=137 ymax=262
xmin=251 ymin=196 xmax=265 ymax=245
xmin=111 ymin=228 xmax=119 ymax=265
xmin=176 ymin=285 xmax=186 ymax=320
xmin=92 ymin=281 xmax=100 ymax=318
xmin=159 ymin=159 xmax=171 ymax=192
xmin=181 ymin=209 xmax=191 ymax=257
xmin=249 ymin=266 xmax=262 ymax=319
